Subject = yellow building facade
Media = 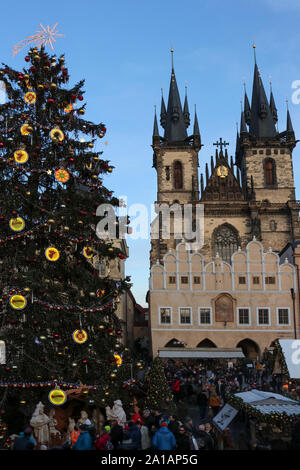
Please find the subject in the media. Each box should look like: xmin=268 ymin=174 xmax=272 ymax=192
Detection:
xmin=149 ymin=239 xmax=298 ymax=359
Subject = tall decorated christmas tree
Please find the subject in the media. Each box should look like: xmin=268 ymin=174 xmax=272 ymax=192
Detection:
xmin=0 ymin=44 xmax=133 ymax=421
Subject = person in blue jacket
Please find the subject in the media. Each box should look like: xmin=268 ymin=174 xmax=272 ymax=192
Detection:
xmin=73 ymin=424 xmax=93 ymax=450
xmin=152 ymin=422 xmax=176 ymax=450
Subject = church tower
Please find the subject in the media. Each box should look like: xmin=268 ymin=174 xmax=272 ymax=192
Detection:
xmin=236 ymin=46 xmax=300 ymax=250
xmin=150 ymin=51 xmax=202 ymax=265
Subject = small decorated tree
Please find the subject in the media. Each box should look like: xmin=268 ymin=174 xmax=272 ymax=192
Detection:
xmin=143 ymin=357 xmax=175 ymax=414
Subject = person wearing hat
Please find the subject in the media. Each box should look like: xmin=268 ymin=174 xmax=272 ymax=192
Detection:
xmin=95 ymin=425 xmax=111 ymax=450
xmin=152 ymin=422 xmax=176 ymax=451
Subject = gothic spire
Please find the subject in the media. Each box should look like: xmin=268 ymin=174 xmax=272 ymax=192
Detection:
xmin=287 ymin=108 xmax=294 ymax=133
xmin=193 ymin=105 xmax=200 ymax=137
xmin=269 ymin=89 xmax=278 ymax=123
xmin=160 ymin=89 xmax=167 ymax=129
xmin=240 ymin=110 xmax=248 ymax=134
xmin=163 ymin=50 xmax=188 ymax=142
xmin=249 ymin=62 xmax=277 ymax=138
xmin=244 ymin=91 xmax=251 ymax=125
xmin=183 ymin=85 xmax=191 ymax=128
xmin=153 ymin=105 xmax=159 ymax=137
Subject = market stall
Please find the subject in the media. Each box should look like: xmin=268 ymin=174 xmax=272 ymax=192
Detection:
xmin=227 ymin=389 xmax=300 ymax=448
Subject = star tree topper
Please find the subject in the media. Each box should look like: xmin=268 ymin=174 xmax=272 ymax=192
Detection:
xmin=13 ymin=23 xmax=64 ymax=57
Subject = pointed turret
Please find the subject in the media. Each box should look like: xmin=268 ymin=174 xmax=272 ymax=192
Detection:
xmin=153 ymin=106 xmax=159 ymax=137
xmin=287 ymin=108 xmax=294 ymax=133
xmin=240 ymin=110 xmax=248 ymax=134
xmin=193 ymin=105 xmax=200 ymax=137
xmin=244 ymin=91 xmax=251 ymax=125
xmin=163 ymin=50 xmax=188 ymax=142
xmin=269 ymin=89 xmax=278 ymax=123
xmin=183 ymin=86 xmax=190 ymax=128
xmin=160 ymin=90 xmax=167 ymax=129
xmin=249 ymin=63 xmax=277 ymax=138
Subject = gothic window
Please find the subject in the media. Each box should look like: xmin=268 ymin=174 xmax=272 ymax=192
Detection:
xmin=264 ymin=158 xmax=276 ymax=186
xmin=174 ymin=161 xmax=183 ymax=189
xmin=270 ymin=220 xmax=277 ymax=231
xmin=212 ymin=224 xmax=239 ymax=264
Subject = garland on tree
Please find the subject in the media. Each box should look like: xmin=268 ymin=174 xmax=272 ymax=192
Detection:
xmin=143 ymin=357 xmax=176 ymax=413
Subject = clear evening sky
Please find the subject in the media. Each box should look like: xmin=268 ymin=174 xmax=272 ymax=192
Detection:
xmin=1 ymin=0 xmax=300 ymax=306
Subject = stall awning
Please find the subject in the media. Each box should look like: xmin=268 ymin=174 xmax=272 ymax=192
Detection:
xmin=234 ymin=390 xmax=300 ymax=416
xmin=158 ymin=348 xmax=244 ymax=359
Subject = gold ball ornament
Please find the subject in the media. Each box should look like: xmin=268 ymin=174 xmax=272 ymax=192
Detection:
xmin=24 ymin=91 xmax=37 ymax=104
xmin=9 ymin=217 xmax=25 ymax=232
xmin=14 ymin=149 xmax=29 ymax=164
xmin=50 ymin=128 xmax=64 ymax=142
xmin=45 ymin=246 xmax=60 ymax=262
xmin=72 ymin=329 xmax=88 ymax=344
xmin=48 ymin=386 xmax=67 ymax=406
xmin=21 ymin=124 xmax=33 ymax=135
xmin=55 ymin=169 xmax=69 ymax=183
xmin=64 ymin=103 xmax=73 ymax=113
xmin=9 ymin=294 xmax=27 ymax=310
xmin=83 ymin=246 xmax=94 ymax=259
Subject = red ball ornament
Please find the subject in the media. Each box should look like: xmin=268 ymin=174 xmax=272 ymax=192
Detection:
xmin=71 ymin=94 xmax=77 ymax=102
xmin=78 ymin=95 xmax=83 ymax=101
xmin=25 ymin=56 xmax=30 ymax=62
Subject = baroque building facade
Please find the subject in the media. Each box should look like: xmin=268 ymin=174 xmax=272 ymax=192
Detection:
xmin=148 ymin=51 xmax=300 ymax=359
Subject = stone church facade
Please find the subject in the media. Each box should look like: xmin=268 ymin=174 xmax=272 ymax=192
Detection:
xmin=148 ymin=51 xmax=300 ymax=359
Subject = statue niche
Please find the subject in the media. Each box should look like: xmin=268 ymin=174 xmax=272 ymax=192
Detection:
xmin=214 ymin=293 xmax=234 ymax=323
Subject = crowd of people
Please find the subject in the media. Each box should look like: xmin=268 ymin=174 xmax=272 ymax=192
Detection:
xmin=9 ymin=359 xmax=300 ymax=451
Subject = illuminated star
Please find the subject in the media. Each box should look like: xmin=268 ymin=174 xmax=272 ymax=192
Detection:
xmin=13 ymin=23 xmax=64 ymax=57
xmin=47 ymin=170 xmax=52 ymax=175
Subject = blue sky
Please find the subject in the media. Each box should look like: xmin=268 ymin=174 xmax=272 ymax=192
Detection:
xmin=2 ymin=0 xmax=300 ymax=306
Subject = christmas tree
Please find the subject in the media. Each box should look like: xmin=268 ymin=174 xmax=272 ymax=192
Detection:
xmin=144 ymin=357 xmax=175 ymax=413
xmin=0 ymin=46 xmax=132 ymax=414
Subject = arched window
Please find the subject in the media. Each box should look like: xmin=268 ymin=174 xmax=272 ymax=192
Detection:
xmin=212 ymin=224 xmax=239 ymax=264
xmin=174 ymin=161 xmax=183 ymax=189
xmin=264 ymin=158 xmax=276 ymax=186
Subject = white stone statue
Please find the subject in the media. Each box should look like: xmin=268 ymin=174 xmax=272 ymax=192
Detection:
xmin=30 ymin=402 xmax=50 ymax=445
xmin=92 ymin=408 xmax=105 ymax=435
xmin=105 ymin=399 xmax=126 ymax=428
xmin=68 ymin=417 xmax=76 ymax=440
xmin=49 ymin=408 xmax=61 ymax=438
xmin=77 ymin=410 xmax=92 ymax=427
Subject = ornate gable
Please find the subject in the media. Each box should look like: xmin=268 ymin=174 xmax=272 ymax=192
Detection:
xmin=201 ymin=147 xmax=244 ymax=202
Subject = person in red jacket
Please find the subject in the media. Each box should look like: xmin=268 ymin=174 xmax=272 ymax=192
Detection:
xmin=95 ymin=426 xmax=111 ymax=450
